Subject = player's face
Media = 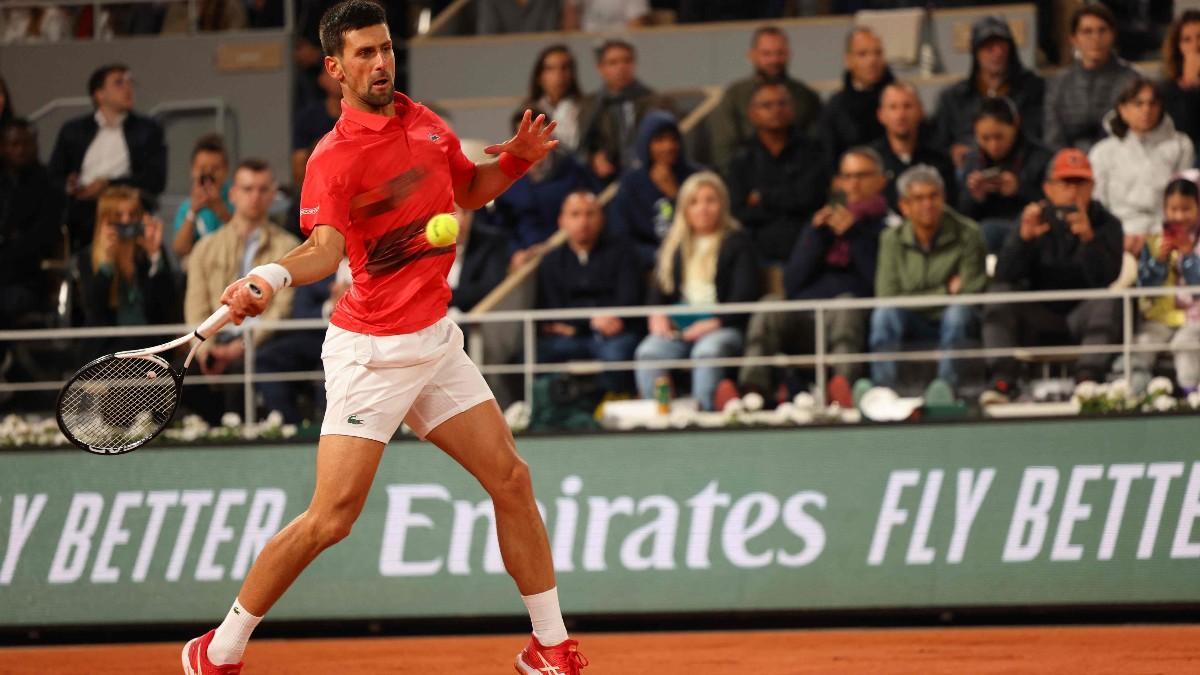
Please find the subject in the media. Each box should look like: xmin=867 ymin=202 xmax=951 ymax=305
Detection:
xmin=231 ymin=168 xmax=276 ymax=222
xmin=330 ymin=23 xmax=395 ymax=110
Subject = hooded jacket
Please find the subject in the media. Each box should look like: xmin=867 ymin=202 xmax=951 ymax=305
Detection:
xmin=608 ymin=111 xmax=701 ymax=269
xmin=1044 ymin=56 xmax=1139 ymax=151
xmin=1089 ymin=111 xmax=1196 ymax=236
xmin=816 ymin=67 xmax=896 ymax=167
xmin=932 ymin=17 xmax=1045 ymax=150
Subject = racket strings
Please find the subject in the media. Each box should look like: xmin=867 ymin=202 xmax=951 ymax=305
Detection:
xmin=59 ymin=356 xmax=178 ymax=453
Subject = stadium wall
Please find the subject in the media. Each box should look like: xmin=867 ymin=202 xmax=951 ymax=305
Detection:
xmin=2 ymin=416 xmax=1199 ymax=628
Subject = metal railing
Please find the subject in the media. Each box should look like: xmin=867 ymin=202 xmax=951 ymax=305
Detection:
xmin=3 ymin=285 xmax=1199 ymax=425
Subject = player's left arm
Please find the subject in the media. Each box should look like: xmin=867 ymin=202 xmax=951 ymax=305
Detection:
xmin=454 ymin=110 xmax=559 ymax=210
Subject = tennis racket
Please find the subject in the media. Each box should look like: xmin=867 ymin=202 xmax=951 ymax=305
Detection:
xmin=56 ymin=284 xmax=263 ymax=455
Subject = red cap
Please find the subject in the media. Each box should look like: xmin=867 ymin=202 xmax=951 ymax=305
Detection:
xmin=1049 ymin=148 xmax=1094 ymax=181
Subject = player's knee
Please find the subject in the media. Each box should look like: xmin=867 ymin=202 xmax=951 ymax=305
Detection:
xmin=490 ymin=456 xmax=533 ymax=505
xmin=303 ymin=509 xmax=356 ymax=548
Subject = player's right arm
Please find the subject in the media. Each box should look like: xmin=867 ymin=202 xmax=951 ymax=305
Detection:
xmin=220 ymin=225 xmax=345 ymax=323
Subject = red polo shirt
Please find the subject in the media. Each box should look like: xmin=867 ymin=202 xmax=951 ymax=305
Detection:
xmin=299 ymin=92 xmax=476 ymax=335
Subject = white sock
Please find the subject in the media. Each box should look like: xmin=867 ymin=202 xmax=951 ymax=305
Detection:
xmin=207 ymin=598 xmax=262 ymax=665
xmin=522 ymin=587 xmax=568 ymax=647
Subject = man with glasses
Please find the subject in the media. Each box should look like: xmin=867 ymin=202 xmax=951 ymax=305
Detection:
xmin=981 ymin=149 xmax=1124 ymax=403
xmin=724 ymin=80 xmax=828 ymax=264
xmin=48 ymin=64 xmax=166 ymax=252
xmin=1044 ymin=4 xmax=1138 ymax=151
xmin=734 ymin=147 xmax=889 ymax=407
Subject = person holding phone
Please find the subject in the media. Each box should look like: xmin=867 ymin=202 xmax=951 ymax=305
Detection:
xmin=981 ymin=149 xmax=1124 ymax=403
xmin=956 ymin=96 xmax=1052 ymax=252
xmin=173 ymin=133 xmax=234 ymax=259
xmin=1132 ymin=175 xmax=1200 ymax=394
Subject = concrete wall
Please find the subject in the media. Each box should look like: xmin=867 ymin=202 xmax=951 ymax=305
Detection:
xmin=410 ymin=4 xmax=1037 ymax=102
xmin=0 ymin=31 xmax=291 ymax=198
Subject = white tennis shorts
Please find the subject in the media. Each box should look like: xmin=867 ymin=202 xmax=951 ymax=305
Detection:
xmin=319 ymin=317 xmax=494 ymax=442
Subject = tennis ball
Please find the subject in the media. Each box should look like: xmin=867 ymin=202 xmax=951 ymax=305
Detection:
xmin=426 ymin=213 xmax=459 ymax=247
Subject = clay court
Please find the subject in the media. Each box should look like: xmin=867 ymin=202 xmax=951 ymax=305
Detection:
xmin=0 ymin=624 xmax=1197 ymax=674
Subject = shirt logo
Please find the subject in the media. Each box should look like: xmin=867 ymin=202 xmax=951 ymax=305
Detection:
xmin=347 ymin=415 xmax=365 ymax=425
xmin=429 ymin=133 xmax=440 ymax=142
xmin=299 ymin=205 xmax=320 ymax=216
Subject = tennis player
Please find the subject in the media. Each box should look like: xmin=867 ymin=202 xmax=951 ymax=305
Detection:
xmin=181 ymin=2 xmax=586 ymax=673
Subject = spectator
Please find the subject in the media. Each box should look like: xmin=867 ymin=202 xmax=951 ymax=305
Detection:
xmin=477 ymin=0 xmax=561 ymax=34
xmin=524 ymin=44 xmax=583 ymax=151
xmin=49 ymin=64 xmax=166 ymax=253
xmin=956 ymin=96 xmax=1052 ymax=253
xmin=185 ymin=159 xmax=299 ymax=419
xmin=494 ymin=108 xmax=589 ymax=269
xmin=0 ymin=119 xmax=62 ymax=330
xmin=1091 ymin=77 xmax=1195 ymax=255
xmin=449 ymin=204 xmax=508 ymax=314
xmin=982 ymin=149 xmax=1124 ymax=401
xmin=1134 ymin=175 xmax=1200 ymax=394
xmin=870 ymin=81 xmax=956 ymax=210
xmin=538 ymin=191 xmax=643 ymax=394
xmin=162 ymin=0 xmax=247 ymax=32
xmin=0 ymin=76 xmax=14 ymax=129
xmin=816 ymin=26 xmax=894 ymax=169
xmin=562 ymin=0 xmax=649 ymax=32
xmin=738 ymin=147 xmax=888 ymax=406
xmin=724 ymin=81 xmax=828 ymax=265
xmin=870 ymin=165 xmax=986 ymax=393
xmin=933 ymin=16 xmax=1044 ymax=168
xmin=577 ymin=39 xmax=674 ymax=182
xmin=1159 ymin=11 xmax=1200 ymax=164
xmin=635 ymin=172 xmax=760 ymax=410
xmin=609 ymin=110 xmax=700 ymax=269
xmin=172 ymin=133 xmax=234 ymax=259
xmin=256 ymin=272 xmax=340 ymax=424
xmin=293 ymin=69 xmax=341 ymax=152
xmin=72 ymin=186 xmax=178 ymax=334
xmin=1044 ymin=4 xmax=1139 ymax=152
xmin=708 ymin=26 xmax=821 ymax=173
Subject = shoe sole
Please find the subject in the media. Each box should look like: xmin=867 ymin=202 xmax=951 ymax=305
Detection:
xmin=514 ymin=654 xmax=538 ymax=675
xmin=181 ymin=638 xmax=198 ymax=675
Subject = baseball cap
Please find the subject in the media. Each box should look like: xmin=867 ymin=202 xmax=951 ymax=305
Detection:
xmin=971 ymin=16 xmax=1013 ymax=51
xmin=1049 ymin=148 xmax=1094 ymax=181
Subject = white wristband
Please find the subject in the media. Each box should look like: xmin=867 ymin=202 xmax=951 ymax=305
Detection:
xmin=247 ymin=263 xmax=292 ymax=291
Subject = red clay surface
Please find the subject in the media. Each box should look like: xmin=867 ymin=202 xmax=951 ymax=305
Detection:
xmin=0 ymin=625 xmax=1196 ymax=674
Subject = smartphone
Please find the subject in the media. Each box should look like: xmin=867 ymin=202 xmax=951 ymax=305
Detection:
xmin=978 ymin=167 xmax=1003 ymax=181
xmin=1041 ymin=203 xmax=1078 ymax=229
xmin=828 ymin=189 xmax=847 ymax=209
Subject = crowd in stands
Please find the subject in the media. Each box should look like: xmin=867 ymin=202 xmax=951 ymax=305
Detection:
xmin=2 ymin=3 xmax=1200 ymax=428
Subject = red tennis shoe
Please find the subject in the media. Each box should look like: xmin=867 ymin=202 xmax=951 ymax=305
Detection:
xmin=182 ymin=629 xmax=243 ymax=675
xmin=515 ymin=634 xmax=588 ymax=675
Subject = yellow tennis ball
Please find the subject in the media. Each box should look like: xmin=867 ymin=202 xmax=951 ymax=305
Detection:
xmin=426 ymin=213 xmax=459 ymax=247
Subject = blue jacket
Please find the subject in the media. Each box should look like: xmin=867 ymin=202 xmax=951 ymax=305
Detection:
xmin=608 ymin=111 xmax=701 ymax=269
xmin=784 ymin=205 xmax=886 ymax=300
xmin=493 ymin=149 xmax=588 ymax=253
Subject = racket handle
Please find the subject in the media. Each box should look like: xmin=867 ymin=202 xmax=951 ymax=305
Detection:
xmin=194 ymin=283 xmax=266 ymax=340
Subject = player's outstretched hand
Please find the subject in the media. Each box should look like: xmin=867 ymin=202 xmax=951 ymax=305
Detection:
xmin=220 ymin=276 xmax=274 ymax=324
xmin=485 ymin=109 xmax=559 ymax=164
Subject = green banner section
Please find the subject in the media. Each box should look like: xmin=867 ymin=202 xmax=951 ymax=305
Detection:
xmin=2 ymin=418 xmax=1199 ymax=626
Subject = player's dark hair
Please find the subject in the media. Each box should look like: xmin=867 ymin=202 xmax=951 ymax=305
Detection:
xmin=319 ymin=0 xmax=387 ymax=58
xmin=1164 ymin=177 xmax=1200 ymax=206
xmin=973 ymin=96 xmax=1020 ymax=127
xmin=190 ymin=133 xmax=227 ymax=162
xmin=594 ymin=39 xmax=635 ymax=64
xmin=87 ymin=64 xmax=129 ymax=102
xmin=1070 ymin=3 xmax=1116 ymax=34
xmin=528 ymin=44 xmax=581 ymax=103
xmin=235 ymin=157 xmax=273 ymax=178
xmin=751 ymin=25 xmax=786 ymax=48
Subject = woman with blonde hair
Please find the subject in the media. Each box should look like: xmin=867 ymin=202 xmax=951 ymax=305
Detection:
xmin=73 ymin=186 xmax=178 ymax=340
xmin=634 ymin=172 xmax=760 ymax=410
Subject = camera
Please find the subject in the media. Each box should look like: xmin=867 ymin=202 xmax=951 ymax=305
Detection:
xmin=199 ymin=173 xmax=216 ymax=187
xmin=115 ymin=220 xmax=145 ymax=240
xmin=1040 ymin=203 xmax=1077 ymax=229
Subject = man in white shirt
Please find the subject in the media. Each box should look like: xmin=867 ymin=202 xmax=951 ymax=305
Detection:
xmin=48 ymin=63 xmax=166 ymax=252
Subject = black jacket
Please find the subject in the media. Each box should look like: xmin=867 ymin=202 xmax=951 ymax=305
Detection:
xmin=49 ymin=111 xmax=167 ymax=247
xmin=725 ymin=129 xmax=830 ymax=263
xmin=648 ymin=230 xmax=760 ymax=330
xmin=994 ymin=200 xmax=1123 ymax=296
xmin=784 ymin=205 xmax=886 ymax=300
xmin=72 ymin=242 xmax=181 ymax=358
xmin=0 ymin=164 xmax=62 ymax=286
xmin=932 ymin=42 xmax=1044 ymax=150
xmin=870 ymin=129 xmax=957 ymax=209
xmin=816 ymin=68 xmax=895 ymax=167
xmin=956 ymin=134 xmax=1053 ymax=222
xmin=1160 ymin=79 xmax=1200 ymax=164
xmin=451 ymin=220 xmax=509 ymax=313
xmin=537 ymin=234 xmax=644 ymax=334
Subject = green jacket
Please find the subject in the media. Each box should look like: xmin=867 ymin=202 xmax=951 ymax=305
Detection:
xmin=875 ymin=208 xmax=987 ymax=319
